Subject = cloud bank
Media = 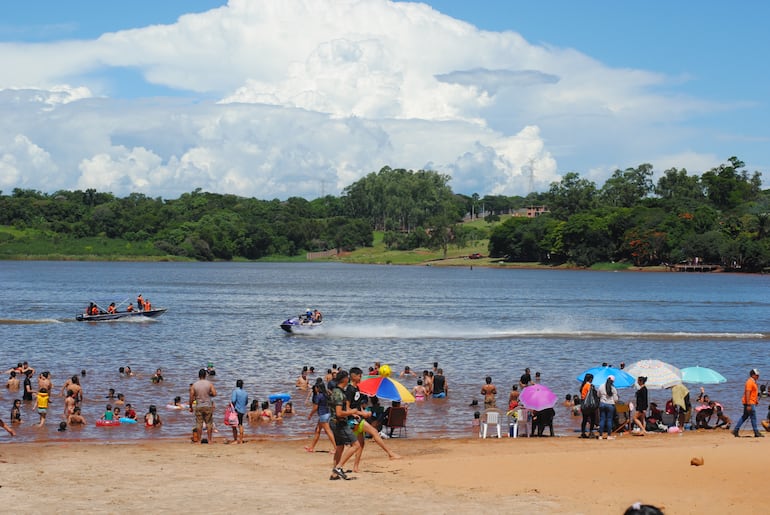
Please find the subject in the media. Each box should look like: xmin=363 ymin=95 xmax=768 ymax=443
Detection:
xmin=0 ymin=0 xmax=732 ymax=199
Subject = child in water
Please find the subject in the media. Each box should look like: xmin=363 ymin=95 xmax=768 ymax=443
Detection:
xmin=102 ymin=404 xmax=114 ymax=421
xmin=145 ymin=405 xmax=161 ymax=427
xmin=10 ymin=399 xmax=22 ymax=424
xmin=35 ymin=388 xmax=49 ymax=426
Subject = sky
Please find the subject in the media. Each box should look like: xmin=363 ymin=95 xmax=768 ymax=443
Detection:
xmin=0 ymin=0 xmax=768 ymax=201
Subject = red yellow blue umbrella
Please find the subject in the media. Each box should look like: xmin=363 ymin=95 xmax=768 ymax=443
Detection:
xmin=357 ymin=376 xmax=415 ymax=403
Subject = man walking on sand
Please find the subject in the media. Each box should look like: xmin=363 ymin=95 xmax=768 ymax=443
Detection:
xmin=328 ymin=370 xmax=361 ymax=480
xmin=733 ymin=368 xmax=764 ymax=438
xmin=190 ymin=368 xmax=217 ymax=444
xmin=346 ymin=367 xmax=401 ymax=472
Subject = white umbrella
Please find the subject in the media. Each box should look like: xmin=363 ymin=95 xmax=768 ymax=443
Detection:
xmin=624 ymin=359 xmax=682 ymax=389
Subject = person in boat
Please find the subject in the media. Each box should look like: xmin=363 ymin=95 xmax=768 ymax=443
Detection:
xmin=107 ymin=303 xmax=117 ymax=314
xmin=143 ymin=298 xmax=151 ymax=311
xmin=86 ymin=302 xmax=95 ymax=315
xmin=126 ymin=303 xmax=134 ymax=312
xmin=136 ymin=294 xmax=144 ymax=311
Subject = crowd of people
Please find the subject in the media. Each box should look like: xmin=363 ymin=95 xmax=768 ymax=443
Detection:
xmin=468 ymin=365 xmax=769 ymax=442
xmin=5 ymin=357 xmax=768 ymax=482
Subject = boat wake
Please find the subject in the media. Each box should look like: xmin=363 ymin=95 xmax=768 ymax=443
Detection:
xmin=289 ymin=323 xmax=767 ymax=341
xmin=0 ymin=318 xmax=63 ymax=325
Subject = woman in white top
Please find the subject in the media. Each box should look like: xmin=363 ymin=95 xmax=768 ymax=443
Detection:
xmin=597 ymin=376 xmax=619 ymax=439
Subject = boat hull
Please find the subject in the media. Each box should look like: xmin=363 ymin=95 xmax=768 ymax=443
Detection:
xmin=280 ymin=317 xmax=322 ymax=333
xmin=76 ymin=308 xmax=167 ymax=322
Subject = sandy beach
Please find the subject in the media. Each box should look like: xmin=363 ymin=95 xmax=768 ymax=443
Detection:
xmin=0 ymin=430 xmax=766 ymax=514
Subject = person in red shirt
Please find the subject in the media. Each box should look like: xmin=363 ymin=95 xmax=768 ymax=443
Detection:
xmin=732 ymin=368 xmax=763 ymax=437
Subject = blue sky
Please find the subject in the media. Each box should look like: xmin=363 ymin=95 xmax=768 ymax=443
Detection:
xmin=0 ymin=0 xmax=767 ymax=199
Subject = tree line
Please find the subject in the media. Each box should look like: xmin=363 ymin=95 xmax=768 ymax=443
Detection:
xmin=489 ymin=157 xmax=770 ymax=271
xmin=1 ymin=158 xmax=769 ymax=270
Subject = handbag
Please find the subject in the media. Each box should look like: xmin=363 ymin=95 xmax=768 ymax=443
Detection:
xmin=583 ymin=385 xmax=599 ymax=410
xmin=224 ymin=403 xmax=239 ymax=426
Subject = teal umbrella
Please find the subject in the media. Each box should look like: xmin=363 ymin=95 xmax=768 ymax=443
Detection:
xmin=681 ymin=366 xmax=727 ymax=384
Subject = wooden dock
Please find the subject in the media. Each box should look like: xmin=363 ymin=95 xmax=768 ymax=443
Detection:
xmin=670 ymin=264 xmax=721 ymax=272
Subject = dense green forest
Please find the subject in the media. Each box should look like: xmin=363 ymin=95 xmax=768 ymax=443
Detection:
xmin=1 ymin=157 xmax=769 ymax=271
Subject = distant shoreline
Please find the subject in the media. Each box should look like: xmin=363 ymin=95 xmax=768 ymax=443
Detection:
xmin=1 ymin=255 xmax=743 ymax=274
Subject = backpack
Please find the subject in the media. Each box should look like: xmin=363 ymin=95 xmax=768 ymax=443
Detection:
xmin=582 ymin=385 xmax=599 ymax=410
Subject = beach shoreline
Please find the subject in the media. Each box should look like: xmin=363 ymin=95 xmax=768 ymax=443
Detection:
xmin=1 ymin=431 xmax=766 ymax=514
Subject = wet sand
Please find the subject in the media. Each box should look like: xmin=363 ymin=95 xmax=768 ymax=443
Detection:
xmin=0 ymin=430 xmax=766 ymax=514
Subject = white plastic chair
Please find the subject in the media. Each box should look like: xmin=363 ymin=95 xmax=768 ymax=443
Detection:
xmin=480 ymin=409 xmax=502 ymax=438
xmin=507 ymin=408 xmax=527 ymax=437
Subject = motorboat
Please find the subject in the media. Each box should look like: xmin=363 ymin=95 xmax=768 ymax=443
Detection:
xmin=76 ymin=307 xmax=167 ymax=322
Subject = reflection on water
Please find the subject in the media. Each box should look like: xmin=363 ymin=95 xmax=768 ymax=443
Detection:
xmin=0 ymin=261 xmax=768 ymax=443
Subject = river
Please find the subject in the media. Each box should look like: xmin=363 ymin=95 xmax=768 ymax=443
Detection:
xmin=1 ymin=261 xmax=768 ymax=442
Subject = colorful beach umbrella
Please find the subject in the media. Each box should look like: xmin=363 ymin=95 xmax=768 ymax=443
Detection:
xmin=624 ymin=360 xmax=682 ymax=389
xmin=357 ymin=376 xmax=415 ymax=403
xmin=519 ymin=384 xmax=558 ymax=411
xmin=577 ymin=366 xmax=636 ymax=388
xmin=681 ymin=366 xmax=727 ymax=385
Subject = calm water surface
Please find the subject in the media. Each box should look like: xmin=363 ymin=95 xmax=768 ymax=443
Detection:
xmin=1 ymin=261 xmax=768 ymax=442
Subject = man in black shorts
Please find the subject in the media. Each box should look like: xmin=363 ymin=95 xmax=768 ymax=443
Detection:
xmin=328 ymin=370 xmax=361 ymax=480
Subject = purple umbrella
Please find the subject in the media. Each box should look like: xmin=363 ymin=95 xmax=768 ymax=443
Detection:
xmin=519 ymin=384 xmax=558 ymax=411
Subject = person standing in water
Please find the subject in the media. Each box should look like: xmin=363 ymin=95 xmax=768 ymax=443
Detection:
xmin=190 ymin=369 xmax=217 ymax=444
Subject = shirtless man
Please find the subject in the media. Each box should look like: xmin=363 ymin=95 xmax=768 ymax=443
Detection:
xmin=67 ymin=407 xmax=86 ymax=426
xmin=481 ymin=376 xmax=497 ymax=408
xmin=38 ymin=371 xmax=53 ymax=393
xmin=6 ymin=371 xmax=19 ymax=392
xmin=295 ymin=370 xmax=309 ymax=390
xmin=61 ymin=375 xmax=83 ymax=404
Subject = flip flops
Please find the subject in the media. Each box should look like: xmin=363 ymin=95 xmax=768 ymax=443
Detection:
xmin=333 ymin=467 xmax=349 ymax=479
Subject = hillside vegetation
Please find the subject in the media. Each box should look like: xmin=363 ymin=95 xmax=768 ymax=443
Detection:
xmin=1 ymin=158 xmax=769 ymax=271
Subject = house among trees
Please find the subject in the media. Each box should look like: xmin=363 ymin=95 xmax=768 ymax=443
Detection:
xmin=515 ymin=205 xmax=549 ymax=218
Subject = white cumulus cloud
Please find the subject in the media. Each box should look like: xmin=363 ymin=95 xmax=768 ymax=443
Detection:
xmin=0 ymin=0 xmax=743 ymax=199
